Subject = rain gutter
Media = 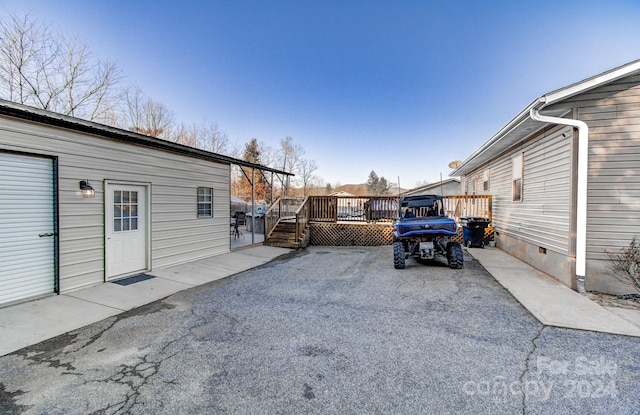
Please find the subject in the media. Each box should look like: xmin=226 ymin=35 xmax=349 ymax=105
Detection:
xmin=530 ymin=104 xmax=588 ymax=293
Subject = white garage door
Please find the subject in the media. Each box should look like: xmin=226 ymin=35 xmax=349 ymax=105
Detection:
xmin=0 ymin=152 xmax=56 ymax=305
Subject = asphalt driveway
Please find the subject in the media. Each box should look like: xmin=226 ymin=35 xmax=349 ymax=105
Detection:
xmin=1 ymin=246 xmax=638 ymax=414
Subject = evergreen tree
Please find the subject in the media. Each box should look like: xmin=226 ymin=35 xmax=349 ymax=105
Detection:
xmin=367 ymin=170 xmax=391 ymax=195
xmin=241 ymin=138 xmax=270 ymax=201
xmin=377 ymin=176 xmax=390 ymax=195
xmin=367 ymin=171 xmax=379 ymax=195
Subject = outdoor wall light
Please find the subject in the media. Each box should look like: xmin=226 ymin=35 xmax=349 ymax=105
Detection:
xmin=79 ymin=180 xmax=95 ymax=198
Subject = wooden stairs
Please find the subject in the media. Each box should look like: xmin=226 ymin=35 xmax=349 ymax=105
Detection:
xmin=264 ymin=219 xmax=309 ymax=249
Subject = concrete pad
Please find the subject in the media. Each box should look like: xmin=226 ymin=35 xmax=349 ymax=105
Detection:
xmin=66 ymin=278 xmax=192 ymax=311
xmin=234 ymin=245 xmax=292 ymax=261
xmin=0 ymin=244 xmax=290 ymax=357
xmin=149 ymin=246 xmax=290 ymax=286
xmin=0 ymin=295 xmax=121 ymax=356
xmin=194 ymin=252 xmax=270 ymax=272
xmin=606 ymin=307 xmax=640 ymax=327
xmin=468 ymin=247 xmax=640 ymax=337
xmin=149 ymin=263 xmax=237 ymax=286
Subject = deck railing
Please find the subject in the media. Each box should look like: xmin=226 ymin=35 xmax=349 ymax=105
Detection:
xmin=306 ymin=195 xmax=491 ymax=223
xmin=309 ymin=196 xmax=337 ymax=222
xmin=263 ymin=194 xmax=492 ymax=240
xmin=308 ymin=196 xmax=398 ymax=223
xmin=442 ymin=195 xmax=492 ymax=222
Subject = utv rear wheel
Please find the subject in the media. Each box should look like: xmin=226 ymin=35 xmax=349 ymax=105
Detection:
xmin=393 ymin=241 xmax=406 ymax=269
xmin=447 ymin=242 xmax=464 ymax=269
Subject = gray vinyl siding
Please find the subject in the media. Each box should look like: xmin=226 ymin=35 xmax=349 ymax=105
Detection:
xmin=464 ymin=125 xmax=572 ymax=254
xmin=0 ymin=116 xmax=230 ymax=292
xmin=549 ymin=74 xmax=640 ymax=260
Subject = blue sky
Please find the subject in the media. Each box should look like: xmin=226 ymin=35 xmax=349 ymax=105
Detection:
xmin=3 ymin=0 xmax=640 ymax=188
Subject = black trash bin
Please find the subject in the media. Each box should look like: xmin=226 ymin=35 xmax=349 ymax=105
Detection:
xmin=460 ymin=217 xmax=491 ymax=248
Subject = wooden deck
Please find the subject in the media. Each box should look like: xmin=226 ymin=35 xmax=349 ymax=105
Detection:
xmin=263 ymin=195 xmax=492 ymax=248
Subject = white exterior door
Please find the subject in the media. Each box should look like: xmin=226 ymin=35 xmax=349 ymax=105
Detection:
xmin=105 ymin=182 xmax=149 ymax=280
xmin=0 ymin=153 xmax=55 ymax=305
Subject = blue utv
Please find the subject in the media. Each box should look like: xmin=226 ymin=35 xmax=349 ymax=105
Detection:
xmin=392 ymin=195 xmax=463 ymax=269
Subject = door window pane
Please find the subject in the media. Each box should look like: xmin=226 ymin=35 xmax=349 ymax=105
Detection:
xmin=113 ymin=190 xmax=139 ymax=232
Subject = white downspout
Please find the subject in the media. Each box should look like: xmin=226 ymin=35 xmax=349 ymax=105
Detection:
xmin=530 ymin=108 xmax=588 ymax=293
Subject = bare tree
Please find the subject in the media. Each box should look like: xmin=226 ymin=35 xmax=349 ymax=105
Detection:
xmin=298 ymin=158 xmax=318 ymax=196
xmin=274 ymin=136 xmax=303 ymax=192
xmin=56 ymin=36 xmax=120 ymax=120
xmin=0 ymin=13 xmax=121 ymax=121
xmin=170 ymin=122 xmax=197 ymax=147
xmin=144 ymin=99 xmax=174 ymax=138
xmin=122 ymin=85 xmax=145 ymax=132
xmin=195 ymin=121 xmax=229 ymax=154
xmin=122 ymin=85 xmax=174 ymax=138
xmin=0 ymin=13 xmax=56 ymax=106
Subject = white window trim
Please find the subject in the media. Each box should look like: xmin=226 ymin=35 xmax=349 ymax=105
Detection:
xmin=512 ymin=153 xmax=523 ymax=202
xmin=483 ymin=169 xmax=490 ymax=192
xmin=197 ymin=187 xmax=213 ymax=218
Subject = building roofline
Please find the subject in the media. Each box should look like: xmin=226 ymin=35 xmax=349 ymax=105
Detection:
xmin=543 ymin=59 xmax=640 ymax=105
xmin=450 ymin=59 xmax=640 ymax=177
xmin=406 ymin=178 xmax=460 ymax=192
xmin=0 ymin=99 xmax=294 ymax=176
xmin=450 ymin=99 xmax=542 ymax=177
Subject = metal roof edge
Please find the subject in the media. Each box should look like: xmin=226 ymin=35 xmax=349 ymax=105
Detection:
xmin=0 ymin=99 xmax=294 ymax=176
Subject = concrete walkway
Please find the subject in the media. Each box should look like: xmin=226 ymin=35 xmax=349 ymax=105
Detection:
xmin=0 ymin=245 xmax=291 ymax=357
xmin=467 ymin=246 xmax=640 ymax=337
xmin=2 ymin=244 xmax=640 ymax=358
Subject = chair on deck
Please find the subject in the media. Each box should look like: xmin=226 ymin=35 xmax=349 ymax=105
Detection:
xmin=234 ymin=212 xmax=246 ymax=226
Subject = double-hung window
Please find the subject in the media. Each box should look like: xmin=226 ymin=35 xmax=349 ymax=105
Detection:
xmin=512 ymin=153 xmax=523 ymax=202
xmin=197 ymin=187 xmax=213 ymax=218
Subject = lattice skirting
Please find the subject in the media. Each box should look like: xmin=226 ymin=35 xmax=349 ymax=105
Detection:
xmin=309 ymin=223 xmax=394 ymax=246
xmin=309 ymin=223 xmax=494 ymax=246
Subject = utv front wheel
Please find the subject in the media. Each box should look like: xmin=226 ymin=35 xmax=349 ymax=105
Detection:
xmin=447 ymin=242 xmax=464 ymax=269
xmin=393 ymin=241 xmax=406 ymax=269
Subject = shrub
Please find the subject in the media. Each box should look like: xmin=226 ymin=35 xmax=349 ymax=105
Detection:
xmin=607 ymin=236 xmax=640 ymax=293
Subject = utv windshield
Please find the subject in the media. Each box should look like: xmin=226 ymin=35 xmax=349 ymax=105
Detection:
xmin=400 ymin=197 xmax=444 ymax=219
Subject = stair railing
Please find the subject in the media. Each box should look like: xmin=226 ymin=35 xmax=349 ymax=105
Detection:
xmin=264 ymin=196 xmax=282 ymax=240
xmin=295 ymin=196 xmax=311 ymax=244
xmin=264 ymin=196 xmax=307 ymax=241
